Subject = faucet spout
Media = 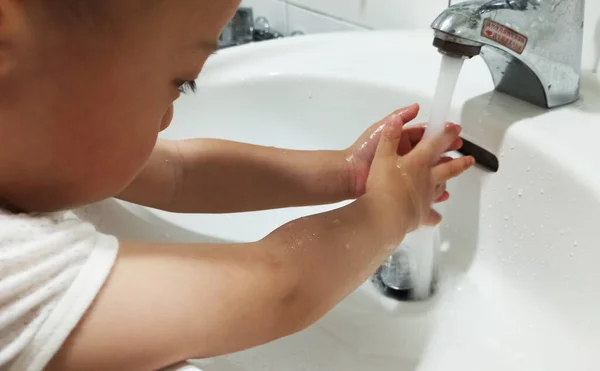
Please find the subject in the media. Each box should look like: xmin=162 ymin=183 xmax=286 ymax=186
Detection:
xmin=431 ymin=0 xmax=585 ymax=108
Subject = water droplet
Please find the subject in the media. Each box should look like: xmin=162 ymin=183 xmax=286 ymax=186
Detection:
xmin=508 ymin=184 xmax=512 ymax=190
xmin=518 ymin=189 xmax=523 ymax=197
xmin=560 ymin=230 xmax=565 ymax=235
xmin=510 ymin=144 xmax=516 ymax=150
xmin=500 ymin=152 xmax=505 ymax=157
xmin=540 ymin=188 xmax=545 ymax=194
xmin=570 ymin=252 xmax=574 ymax=258
xmin=526 ymin=167 xmax=531 ymax=172
xmin=574 ymin=240 xmax=579 ymax=247
xmin=345 ymin=244 xmax=351 ymax=250
xmin=504 ymin=216 xmax=509 ymax=221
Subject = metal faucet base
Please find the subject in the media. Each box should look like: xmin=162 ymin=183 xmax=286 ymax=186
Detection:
xmin=431 ymin=0 xmax=585 ymax=109
xmin=372 ymin=250 xmax=439 ymax=302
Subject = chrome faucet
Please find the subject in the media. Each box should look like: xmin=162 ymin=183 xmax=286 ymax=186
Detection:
xmin=431 ymin=0 xmax=585 ymax=108
xmin=372 ymin=0 xmax=585 ymax=301
xmin=219 ymin=7 xmax=285 ymax=50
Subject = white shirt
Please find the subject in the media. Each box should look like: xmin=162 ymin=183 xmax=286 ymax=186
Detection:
xmin=0 ymin=209 xmax=118 ymax=371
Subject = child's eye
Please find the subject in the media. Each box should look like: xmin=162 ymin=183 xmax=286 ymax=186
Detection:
xmin=176 ymin=80 xmax=197 ymax=94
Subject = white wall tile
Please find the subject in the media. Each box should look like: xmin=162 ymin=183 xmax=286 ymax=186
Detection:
xmin=583 ymin=0 xmax=600 ymax=71
xmin=238 ymin=0 xmax=598 ymax=71
xmin=287 ymin=0 xmax=449 ymax=29
xmin=240 ymin=0 xmax=288 ymax=34
xmin=286 ymin=4 xmax=367 ymax=35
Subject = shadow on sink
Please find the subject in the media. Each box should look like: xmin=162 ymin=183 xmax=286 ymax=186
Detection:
xmin=459 ymin=91 xmax=545 ymax=156
xmin=440 ymin=168 xmax=481 ymax=273
xmin=460 ymin=74 xmax=600 ymax=161
xmin=439 ymin=89 xmax=547 ymax=271
xmin=73 ymin=198 xmax=228 ymax=244
xmin=446 ymin=70 xmax=600 ymax=271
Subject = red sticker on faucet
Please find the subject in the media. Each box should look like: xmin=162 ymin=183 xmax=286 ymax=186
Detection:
xmin=481 ymin=19 xmax=528 ymax=54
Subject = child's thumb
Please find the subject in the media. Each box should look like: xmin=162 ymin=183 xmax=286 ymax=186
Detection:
xmin=374 ymin=114 xmax=404 ymax=160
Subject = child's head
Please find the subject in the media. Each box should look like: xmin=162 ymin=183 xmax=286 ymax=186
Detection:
xmin=0 ymin=0 xmax=239 ymax=212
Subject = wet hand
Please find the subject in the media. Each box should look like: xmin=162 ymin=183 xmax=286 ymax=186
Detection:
xmin=363 ymin=109 xmax=475 ymax=236
xmin=345 ymin=104 xmax=463 ymax=200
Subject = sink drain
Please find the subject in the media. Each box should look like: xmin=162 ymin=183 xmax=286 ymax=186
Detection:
xmin=372 ymin=248 xmax=438 ymax=301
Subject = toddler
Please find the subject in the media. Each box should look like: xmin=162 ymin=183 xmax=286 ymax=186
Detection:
xmin=0 ymin=1 xmax=474 ymax=370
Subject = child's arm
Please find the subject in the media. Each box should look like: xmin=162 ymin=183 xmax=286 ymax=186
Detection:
xmin=118 ymin=138 xmax=351 ymax=213
xmin=48 ymin=118 xmax=473 ymax=371
xmin=118 ymin=105 xmax=461 ymax=213
xmin=48 ymin=198 xmax=400 ymax=371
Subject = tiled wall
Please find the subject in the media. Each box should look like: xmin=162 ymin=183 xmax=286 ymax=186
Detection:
xmin=583 ymin=0 xmax=600 ymax=72
xmin=242 ymin=0 xmax=600 ymax=71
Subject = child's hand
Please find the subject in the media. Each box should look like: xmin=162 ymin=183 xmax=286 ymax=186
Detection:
xmin=363 ymin=110 xmax=474 ymax=235
xmin=345 ymin=104 xmax=463 ymax=199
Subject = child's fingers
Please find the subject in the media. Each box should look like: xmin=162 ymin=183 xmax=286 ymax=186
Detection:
xmin=436 ymin=156 xmax=454 ymax=166
xmin=435 ymin=191 xmax=450 ymax=203
xmin=448 ymin=136 xmax=463 ymax=152
xmin=404 ymin=125 xmax=426 ymax=147
xmin=398 ymin=126 xmax=425 ymax=155
xmin=389 ymin=104 xmax=420 ymax=125
xmin=433 ymin=182 xmax=447 ymax=201
xmin=418 ymin=124 xmax=462 ymax=162
xmin=423 ymin=208 xmax=443 ymax=226
xmin=374 ymin=114 xmax=406 ymax=160
xmin=432 ymin=156 xmax=475 ymax=183
xmin=443 ymin=123 xmax=464 ymax=152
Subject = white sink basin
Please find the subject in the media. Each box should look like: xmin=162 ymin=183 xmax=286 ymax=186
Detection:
xmin=79 ymin=30 xmax=600 ymax=370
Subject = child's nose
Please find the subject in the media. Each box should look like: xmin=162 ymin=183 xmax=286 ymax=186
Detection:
xmin=160 ymin=104 xmax=174 ymax=131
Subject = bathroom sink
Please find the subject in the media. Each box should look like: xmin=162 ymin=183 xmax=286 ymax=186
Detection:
xmin=82 ymin=30 xmax=600 ymax=370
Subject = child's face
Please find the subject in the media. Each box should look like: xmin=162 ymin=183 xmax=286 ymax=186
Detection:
xmin=0 ymin=0 xmax=240 ymax=210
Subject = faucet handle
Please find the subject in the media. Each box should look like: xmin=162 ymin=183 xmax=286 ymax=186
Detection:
xmin=219 ymin=7 xmax=254 ymax=49
xmin=254 ymin=16 xmax=271 ymax=32
xmin=253 ymin=16 xmax=284 ymax=41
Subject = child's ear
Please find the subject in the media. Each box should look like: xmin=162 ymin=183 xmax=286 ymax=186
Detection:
xmin=0 ymin=0 xmax=30 ymax=77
